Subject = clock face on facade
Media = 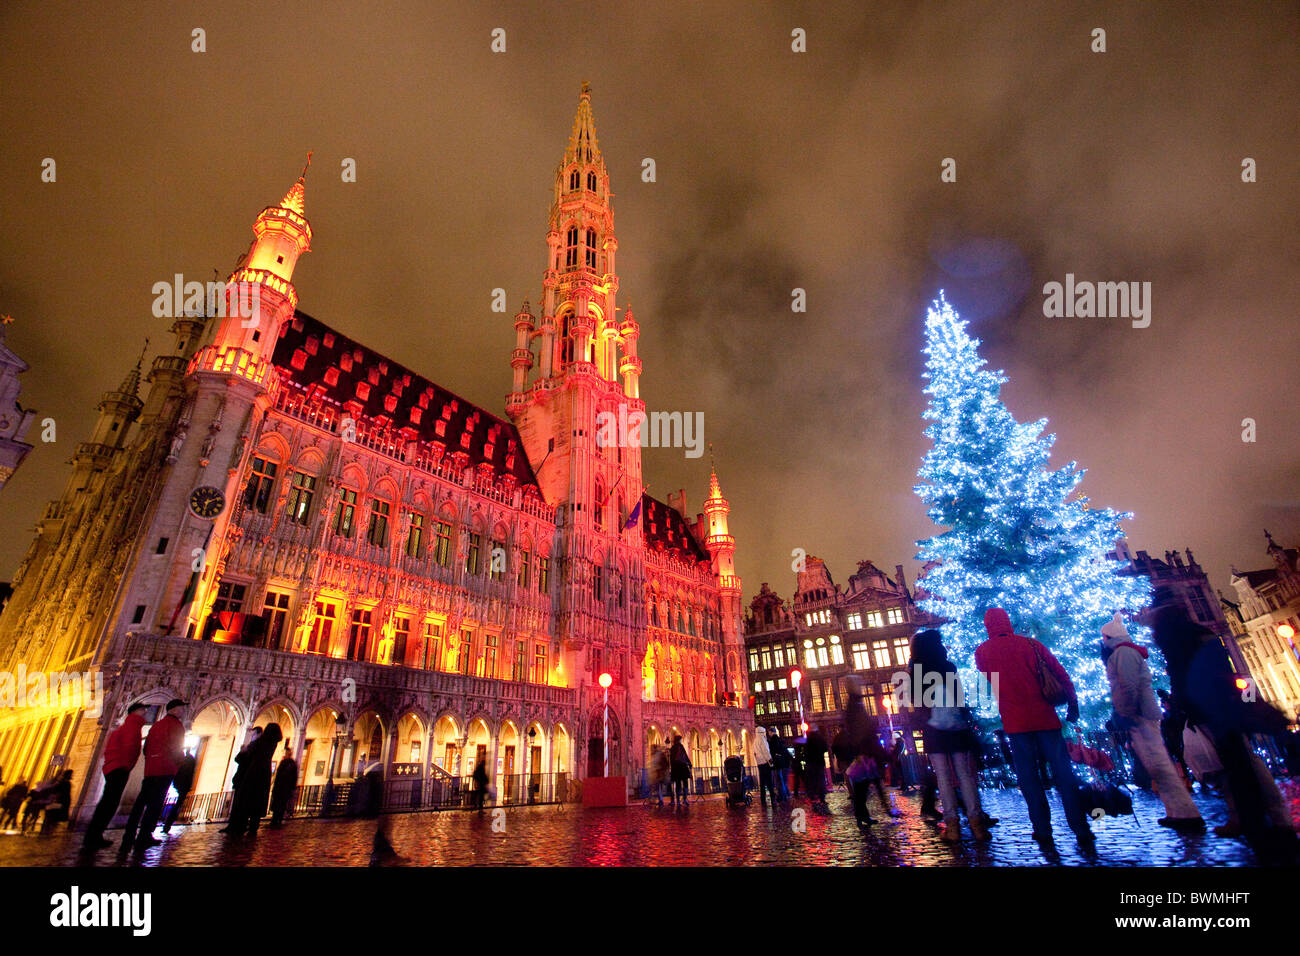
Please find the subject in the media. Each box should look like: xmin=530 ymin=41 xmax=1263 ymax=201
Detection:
xmin=188 ymin=486 xmax=226 ymax=519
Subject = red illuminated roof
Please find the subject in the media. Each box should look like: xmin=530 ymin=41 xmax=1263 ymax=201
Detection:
xmin=272 ymin=312 xmax=539 ymax=489
xmin=641 ymin=493 xmax=709 ymax=563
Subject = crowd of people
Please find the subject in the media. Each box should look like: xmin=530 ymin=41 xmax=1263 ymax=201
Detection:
xmin=3 ymin=591 xmax=1296 ymax=866
xmin=744 ymin=591 xmax=1298 ymax=863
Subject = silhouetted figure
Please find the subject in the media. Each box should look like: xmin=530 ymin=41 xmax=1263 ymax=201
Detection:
xmin=226 ymin=722 xmax=283 ymax=837
xmin=369 ymin=815 xmax=408 ymax=865
xmin=0 ymin=780 xmax=28 ymax=829
xmin=84 ymin=703 xmax=147 ymax=849
xmin=1153 ymin=596 xmax=1298 ymax=864
xmin=471 ymin=756 xmax=490 ymax=813
xmin=40 ymin=771 xmax=74 ymax=834
xmin=804 ymin=727 xmax=829 ymax=806
xmin=221 ymin=725 xmax=262 ymax=834
xmin=669 ymin=735 xmax=691 ymax=806
xmin=270 ymin=744 xmax=298 ymax=827
xmin=161 ymin=751 xmax=197 ymax=833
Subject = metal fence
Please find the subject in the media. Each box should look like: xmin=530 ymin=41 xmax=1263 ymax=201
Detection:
xmin=159 ymin=772 xmax=575 ymax=826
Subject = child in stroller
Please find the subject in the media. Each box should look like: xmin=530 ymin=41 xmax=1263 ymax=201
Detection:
xmin=723 ymin=755 xmax=750 ymax=807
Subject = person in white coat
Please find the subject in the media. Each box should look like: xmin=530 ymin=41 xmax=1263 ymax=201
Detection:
xmin=1101 ymin=613 xmax=1205 ymax=832
xmin=752 ymin=729 xmax=775 ymax=806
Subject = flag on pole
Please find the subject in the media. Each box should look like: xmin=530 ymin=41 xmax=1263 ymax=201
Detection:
xmin=622 ymin=496 xmax=642 ymax=531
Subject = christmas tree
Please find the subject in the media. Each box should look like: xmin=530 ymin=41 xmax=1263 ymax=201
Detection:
xmin=913 ymin=292 xmax=1150 ymax=713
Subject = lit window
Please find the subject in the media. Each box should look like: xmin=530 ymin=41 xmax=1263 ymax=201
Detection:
xmin=434 ymin=521 xmax=453 ymax=566
xmin=867 ymin=611 xmax=884 ymax=628
xmin=466 ymin=533 xmax=482 ymax=575
xmin=334 ymin=489 xmax=357 ymax=537
xmin=242 ymin=456 xmax=278 ymax=514
xmin=887 ymin=607 xmax=904 ymax=625
xmin=873 ymin=640 xmax=891 ymax=669
xmin=518 ymin=550 xmax=530 ymax=588
xmin=852 ymin=645 xmax=871 ymax=670
xmin=765 ymin=680 xmax=775 ymax=692
xmin=777 ymin=678 xmax=788 ymax=690
xmin=749 ymin=651 xmax=760 ymax=671
xmin=538 ymin=556 xmax=551 ymax=593
xmin=286 ymin=472 xmax=315 ymax=525
xmin=804 ymin=613 xmax=812 ymax=626
xmin=366 ymin=500 xmax=390 ymax=548
xmin=405 ymin=513 xmax=424 ymax=558
xmin=847 ymin=612 xmax=863 ymax=630
xmin=760 ymin=649 xmax=772 ymax=670
xmin=490 ymin=538 xmax=507 ymax=581
xmin=893 ymin=637 xmax=911 ymax=666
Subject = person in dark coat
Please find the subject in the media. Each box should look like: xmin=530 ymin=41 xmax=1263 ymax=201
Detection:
xmin=226 ymin=722 xmax=282 ymax=837
xmin=804 ymin=727 xmax=829 ymax=806
xmin=161 ymin=750 xmax=197 ymax=833
xmin=1 ymin=781 xmax=29 ymax=830
xmin=470 ymin=756 xmax=490 ymax=813
xmin=40 ymin=771 xmax=74 ymax=834
xmin=668 ymin=735 xmax=692 ymax=806
xmin=220 ymin=725 xmax=262 ymax=834
xmin=1153 ymin=597 xmax=1298 ymax=863
xmin=767 ymin=731 xmax=790 ymax=802
xmin=270 ymin=743 xmax=298 ymax=827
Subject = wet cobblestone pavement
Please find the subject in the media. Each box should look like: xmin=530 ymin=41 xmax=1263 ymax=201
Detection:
xmin=2 ymin=781 xmax=1296 ymax=867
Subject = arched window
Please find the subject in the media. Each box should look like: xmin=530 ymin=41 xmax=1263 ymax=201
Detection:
xmin=565 ymin=227 xmax=579 ymax=268
xmin=569 ymin=168 xmax=579 ymax=190
xmin=593 ymin=481 xmax=604 ymax=531
xmin=586 ymin=170 xmax=597 ymax=191
xmin=560 ymin=312 xmax=574 ymax=365
xmin=585 ymin=229 xmax=597 ymax=269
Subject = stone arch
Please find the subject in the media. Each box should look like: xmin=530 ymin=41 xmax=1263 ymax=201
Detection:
xmin=293 ymin=444 xmax=327 ymax=473
xmin=252 ymin=698 xmax=299 ymax=752
xmin=350 ymin=709 xmax=387 ymax=776
xmin=188 ymin=697 xmax=246 ymax=795
xmin=552 ymin=722 xmax=572 ymax=776
xmin=301 ymin=704 xmax=347 ymax=786
xmin=432 ymin=713 xmax=462 ymax=775
xmin=253 ymin=430 xmax=291 ymax=464
xmin=394 ymin=711 xmax=426 ymax=766
xmin=340 ymin=461 xmax=367 ymax=495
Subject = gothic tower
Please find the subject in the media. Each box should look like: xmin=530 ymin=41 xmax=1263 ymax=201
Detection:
xmin=507 ymin=85 xmax=647 ymax=774
xmin=115 ymin=163 xmax=313 ymax=642
xmin=704 ymin=468 xmax=746 ymax=700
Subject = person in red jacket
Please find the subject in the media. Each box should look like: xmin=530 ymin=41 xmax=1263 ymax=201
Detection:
xmin=82 ymin=702 xmax=147 ymax=851
xmin=975 ymin=608 xmax=1094 ymax=850
xmin=120 ymin=699 xmax=187 ymax=851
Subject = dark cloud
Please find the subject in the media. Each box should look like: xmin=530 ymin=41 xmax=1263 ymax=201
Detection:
xmin=0 ymin=0 xmax=1296 ymax=599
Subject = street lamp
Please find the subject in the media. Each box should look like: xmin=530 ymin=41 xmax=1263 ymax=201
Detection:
xmin=325 ymin=711 xmax=347 ymax=814
xmin=790 ymin=669 xmax=806 ymax=739
xmin=599 ymin=672 xmax=612 ymax=777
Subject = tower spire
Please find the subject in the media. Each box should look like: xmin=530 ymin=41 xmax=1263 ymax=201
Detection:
xmin=279 ymin=150 xmax=312 ymax=216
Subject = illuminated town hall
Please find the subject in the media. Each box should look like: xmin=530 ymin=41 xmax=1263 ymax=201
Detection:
xmin=0 ymin=86 xmax=751 ymax=819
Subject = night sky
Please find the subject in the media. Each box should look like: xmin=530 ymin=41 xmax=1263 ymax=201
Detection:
xmin=1 ymin=2 xmax=1296 ymax=604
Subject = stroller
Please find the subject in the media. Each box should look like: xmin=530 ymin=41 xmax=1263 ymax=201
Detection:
xmin=723 ymin=755 xmax=750 ymax=807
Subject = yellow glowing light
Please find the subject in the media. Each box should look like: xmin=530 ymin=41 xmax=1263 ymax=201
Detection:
xmin=598 ymin=672 xmax=612 ymax=688
xmin=1278 ymin=624 xmax=1296 ymax=641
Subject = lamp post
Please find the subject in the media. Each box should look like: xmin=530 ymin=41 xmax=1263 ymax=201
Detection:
xmin=324 ymin=711 xmax=347 ymax=814
xmin=790 ymin=668 xmax=805 ymax=738
xmin=599 ymin=672 xmax=612 ymax=777
xmin=526 ymin=726 xmax=537 ymax=803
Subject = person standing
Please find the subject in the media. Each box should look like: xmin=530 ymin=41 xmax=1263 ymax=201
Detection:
xmin=471 ymin=755 xmax=490 ymax=813
xmin=122 ymin=699 xmax=187 ymax=850
xmin=804 ymin=726 xmax=829 ymax=807
xmin=975 ymin=608 xmax=1094 ymax=850
xmin=83 ymin=703 xmax=147 ymax=850
xmin=270 ymin=743 xmax=298 ymax=827
xmin=1100 ymin=613 xmax=1204 ymax=832
xmin=668 ymin=735 xmax=692 ymax=806
xmin=161 ymin=750 xmax=197 ymax=834
xmin=752 ymin=730 xmax=776 ymax=807
xmin=227 ymin=723 xmax=283 ymax=836
xmin=0 ymin=780 xmax=28 ymax=829
xmin=1153 ymin=597 xmax=1298 ymax=863
xmin=910 ymin=629 xmax=991 ymax=842
xmin=768 ymin=731 xmax=790 ymax=802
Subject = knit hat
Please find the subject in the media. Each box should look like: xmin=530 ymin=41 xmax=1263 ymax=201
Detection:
xmin=1100 ymin=613 xmax=1130 ymax=642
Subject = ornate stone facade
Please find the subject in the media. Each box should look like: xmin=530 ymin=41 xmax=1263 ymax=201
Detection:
xmin=0 ymin=87 xmax=750 ymax=820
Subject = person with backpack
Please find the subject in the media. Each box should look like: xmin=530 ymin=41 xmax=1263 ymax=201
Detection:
xmin=668 ymin=735 xmax=692 ymax=806
xmin=911 ymin=629 xmax=991 ymax=842
xmin=1100 ymin=612 xmax=1204 ymax=832
xmin=975 ymin=607 xmax=1094 ymax=851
